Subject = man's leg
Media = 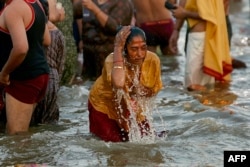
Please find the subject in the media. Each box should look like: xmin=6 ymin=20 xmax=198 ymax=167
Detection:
xmin=5 ymin=93 xmax=35 ymax=135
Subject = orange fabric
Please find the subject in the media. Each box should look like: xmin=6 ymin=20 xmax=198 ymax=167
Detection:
xmin=185 ymin=0 xmax=233 ymax=81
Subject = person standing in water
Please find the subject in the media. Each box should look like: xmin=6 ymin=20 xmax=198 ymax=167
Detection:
xmin=169 ymin=0 xmax=233 ymax=91
xmin=0 ymin=0 xmax=51 ymax=134
xmin=31 ymin=0 xmax=66 ymax=125
xmin=223 ymin=0 xmax=246 ymax=69
xmin=88 ymin=26 xmax=163 ymax=142
xmin=131 ymin=0 xmax=177 ymax=55
xmin=75 ymin=0 xmax=134 ymax=81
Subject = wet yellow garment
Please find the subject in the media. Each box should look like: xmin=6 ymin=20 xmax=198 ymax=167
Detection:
xmin=88 ymin=51 xmax=162 ymax=130
xmin=185 ymin=0 xmax=232 ymax=81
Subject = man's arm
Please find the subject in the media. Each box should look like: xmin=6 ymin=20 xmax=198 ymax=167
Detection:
xmin=1 ymin=4 xmax=28 ymax=78
xmin=168 ymin=0 xmax=186 ymax=54
xmin=172 ymin=0 xmax=201 ymax=21
xmin=172 ymin=0 xmax=186 ymax=31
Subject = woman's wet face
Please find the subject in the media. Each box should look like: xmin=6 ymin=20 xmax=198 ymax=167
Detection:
xmin=126 ymin=35 xmax=147 ymax=65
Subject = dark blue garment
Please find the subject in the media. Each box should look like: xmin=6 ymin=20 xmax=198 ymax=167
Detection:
xmin=0 ymin=0 xmax=49 ymax=80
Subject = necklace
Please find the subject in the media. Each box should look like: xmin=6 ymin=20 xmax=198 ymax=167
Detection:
xmin=124 ymin=61 xmax=141 ymax=95
xmin=124 ymin=59 xmax=142 ymax=71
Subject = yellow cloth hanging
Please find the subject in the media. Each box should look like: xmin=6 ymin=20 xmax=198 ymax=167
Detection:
xmin=186 ymin=0 xmax=233 ymax=81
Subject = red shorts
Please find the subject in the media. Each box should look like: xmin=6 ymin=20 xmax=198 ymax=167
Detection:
xmin=140 ymin=19 xmax=174 ymax=47
xmin=5 ymin=74 xmax=49 ymax=104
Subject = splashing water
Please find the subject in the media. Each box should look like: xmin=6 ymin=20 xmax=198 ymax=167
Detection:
xmin=114 ymin=65 xmax=167 ymax=143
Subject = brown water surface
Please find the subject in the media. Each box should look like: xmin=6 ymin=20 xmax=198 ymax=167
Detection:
xmin=0 ymin=0 xmax=250 ymax=166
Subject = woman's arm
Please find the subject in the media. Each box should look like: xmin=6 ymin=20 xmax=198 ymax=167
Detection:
xmin=111 ymin=26 xmax=131 ymax=89
xmin=82 ymin=0 xmax=133 ymax=33
xmin=82 ymin=0 xmax=108 ymax=27
xmin=43 ymin=24 xmax=51 ymax=47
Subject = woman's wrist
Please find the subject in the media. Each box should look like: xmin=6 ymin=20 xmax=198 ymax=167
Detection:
xmin=114 ymin=43 xmax=123 ymax=49
xmin=113 ymin=54 xmax=124 ymax=66
xmin=95 ymin=9 xmax=102 ymax=17
xmin=113 ymin=59 xmax=124 ymax=69
xmin=114 ymin=45 xmax=123 ymax=54
xmin=113 ymin=59 xmax=124 ymax=64
xmin=113 ymin=43 xmax=124 ymax=65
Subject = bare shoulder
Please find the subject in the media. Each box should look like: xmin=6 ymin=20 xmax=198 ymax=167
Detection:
xmin=5 ymin=0 xmax=30 ymax=12
xmin=5 ymin=0 xmax=32 ymax=15
xmin=4 ymin=0 xmax=33 ymax=27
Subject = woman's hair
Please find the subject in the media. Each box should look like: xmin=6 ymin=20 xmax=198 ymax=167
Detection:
xmin=125 ymin=26 xmax=146 ymax=46
xmin=117 ymin=26 xmax=146 ymax=55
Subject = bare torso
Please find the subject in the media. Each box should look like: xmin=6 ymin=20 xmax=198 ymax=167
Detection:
xmin=132 ymin=0 xmax=173 ymax=25
xmin=181 ymin=0 xmax=206 ymax=32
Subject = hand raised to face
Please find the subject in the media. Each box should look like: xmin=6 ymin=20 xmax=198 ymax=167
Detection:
xmin=114 ymin=26 xmax=132 ymax=48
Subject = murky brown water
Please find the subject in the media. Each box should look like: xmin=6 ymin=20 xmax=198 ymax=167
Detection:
xmin=0 ymin=0 xmax=250 ymax=166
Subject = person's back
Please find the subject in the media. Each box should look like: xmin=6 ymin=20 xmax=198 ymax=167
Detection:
xmin=133 ymin=0 xmax=173 ymax=25
xmin=131 ymin=0 xmax=176 ymax=55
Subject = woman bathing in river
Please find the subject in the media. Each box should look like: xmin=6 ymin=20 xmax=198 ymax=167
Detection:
xmin=87 ymin=26 xmax=163 ymax=142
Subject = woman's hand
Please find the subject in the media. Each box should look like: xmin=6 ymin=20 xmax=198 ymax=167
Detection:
xmin=114 ymin=26 xmax=131 ymax=49
xmin=56 ymin=3 xmax=65 ymax=22
xmin=131 ymin=85 xmax=154 ymax=97
xmin=82 ymin=0 xmax=95 ymax=10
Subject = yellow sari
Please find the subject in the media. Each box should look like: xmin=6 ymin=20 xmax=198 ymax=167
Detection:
xmin=88 ymin=51 xmax=162 ymax=131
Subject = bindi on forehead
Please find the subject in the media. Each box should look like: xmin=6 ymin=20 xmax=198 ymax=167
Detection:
xmin=130 ymin=41 xmax=146 ymax=45
xmin=129 ymin=37 xmax=146 ymax=44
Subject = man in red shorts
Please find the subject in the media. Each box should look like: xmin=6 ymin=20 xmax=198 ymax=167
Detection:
xmin=131 ymin=0 xmax=177 ymax=55
xmin=0 ymin=0 xmax=51 ymax=134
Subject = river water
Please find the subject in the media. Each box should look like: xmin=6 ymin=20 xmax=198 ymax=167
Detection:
xmin=0 ymin=1 xmax=250 ymax=167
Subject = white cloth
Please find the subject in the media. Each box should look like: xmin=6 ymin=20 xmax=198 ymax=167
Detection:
xmin=185 ymin=32 xmax=215 ymax=88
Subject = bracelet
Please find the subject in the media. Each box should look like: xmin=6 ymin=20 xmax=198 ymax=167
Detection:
xmin=113 ymin=66 xmax=123 ymax=69
xmin=113 ymin=60 xmax=124 ymax=64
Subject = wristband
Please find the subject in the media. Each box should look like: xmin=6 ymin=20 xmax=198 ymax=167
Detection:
xmin=113 ymin=66 xmax=123 ymax=69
